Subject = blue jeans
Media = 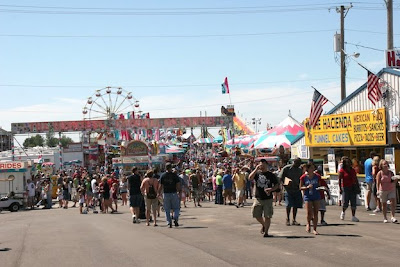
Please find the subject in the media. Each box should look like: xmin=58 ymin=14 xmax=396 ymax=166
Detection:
xmin=215 ymin=185 xmax=223 ymax=204
xmin=163 ymin=193 xmax=180 ymax=224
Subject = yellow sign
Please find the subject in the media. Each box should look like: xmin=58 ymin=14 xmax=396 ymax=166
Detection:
xmin=304 ymin=108 xmax=386 ymax=147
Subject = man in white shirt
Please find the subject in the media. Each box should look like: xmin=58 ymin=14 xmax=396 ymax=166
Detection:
xmin=26 ymin=179 xmax=36 ymax=210
xmin=91 ymin=175 xmax=100 ymax=213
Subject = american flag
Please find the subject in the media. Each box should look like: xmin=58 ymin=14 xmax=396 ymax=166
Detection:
xmin=309 ymin=89 xmax=328 ymax=128
xmin=367 ymin=71 xmax=381 ymax=105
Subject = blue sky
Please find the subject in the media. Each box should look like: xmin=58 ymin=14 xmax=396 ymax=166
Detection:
xmin=0 ymin=0 xmax=399 ymax=141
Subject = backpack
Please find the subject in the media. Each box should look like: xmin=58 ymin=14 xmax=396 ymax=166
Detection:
xmin=147 ymin=180 xmax=157 ymax=199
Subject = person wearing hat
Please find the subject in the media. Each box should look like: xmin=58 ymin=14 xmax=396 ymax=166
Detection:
xmin=158 ymin=163 xmax=181 ymax=228
xmin=248 ymin=159 xmax=279 ymax=237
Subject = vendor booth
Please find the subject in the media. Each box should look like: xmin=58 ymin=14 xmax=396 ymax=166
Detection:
xmin=292 ymin=68 xmax=400 ymax=206
xmin=0 ymin=161 xmax=31 ymax=198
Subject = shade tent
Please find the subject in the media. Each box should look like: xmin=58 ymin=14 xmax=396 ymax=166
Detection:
xmin=194 ymin=138 xmax=213 ymax=144
xmin=253 ymin=115 xmax=303 ymax=149
xmin=64 ymin=160 xmax=82 ymax=165
xmin=225 ymin=135 xmax=258 ymax=148
xmin=165 ymin=145 xmax=185 ymax=154
xmin=265 ymin=115 xmax=304 ymax=143
xmin=213 ymin=135 xmax=223 ymax=143
xmin=253 ymin=135 xmax=291 ymax=149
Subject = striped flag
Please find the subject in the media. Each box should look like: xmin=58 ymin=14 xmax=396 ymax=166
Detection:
xmin=309 ymin=89 xmax=328 ymax=128
xmin=367 ymin=71 xmax=381 ymax=105
xmin=221 ymin=77 xmax=230 ymax=94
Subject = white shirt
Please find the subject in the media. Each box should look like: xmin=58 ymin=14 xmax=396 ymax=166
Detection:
xmin=91 ymin=179 xmax=98 ymax=194
xmin=27 ymin=182 xmax=35 ymax=197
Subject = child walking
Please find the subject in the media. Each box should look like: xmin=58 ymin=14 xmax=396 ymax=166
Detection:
xmin=57 ymin=184 xmax=63 ymax=208
xmin=111 ymin=183 xmax=119 ymax=212
xmin=78 ymin=187 xmax=86 ymax=214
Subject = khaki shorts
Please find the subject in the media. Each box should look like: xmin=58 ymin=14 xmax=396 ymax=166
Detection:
xmin=365 ymin=182 xmax=373 ymax=191
xmin=236 ymin=189 xmax=245 ymax=199
xmin=223 ymin=189 xmax=233 ymax=197
xmin=379 ymin=190 xmax=396 ymax=203
xmin=145 ymin=196 xmax=158 ymax=212
xmin=252 ymin=198 xmax=273 ymax=218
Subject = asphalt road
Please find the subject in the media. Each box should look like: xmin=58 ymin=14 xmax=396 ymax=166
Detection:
xmin=1 ymin=200 xmax=399 ymax=267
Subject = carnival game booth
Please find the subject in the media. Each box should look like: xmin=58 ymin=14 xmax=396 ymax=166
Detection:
xmin=291 ymin=68 xmax=400 ymax=206
xmin=0 ymin=161 xmax=31 ymax=198
xmin=112 ymin=140 xmax=167 ymax=175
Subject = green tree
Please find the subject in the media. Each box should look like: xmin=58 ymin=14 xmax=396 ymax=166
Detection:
xmin=60 ymin=135 xmax=74 ymax=148
xmin=46 ymin=133 xmax=74 ymax=148
xmin=47 ymin=137 xmax=59 ymax=147
xmin=23 ymin=134 xmax=45 ymax=148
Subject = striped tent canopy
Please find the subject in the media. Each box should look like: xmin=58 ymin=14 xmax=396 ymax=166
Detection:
xmin=253 ymin=115 xmax=303 ymax=149
xmin=165 ymin=145 xmax=185 ymax=154
xmin=265 ymin=115 xmax=304 ymax=143
xmin=225 ymin=134 xmax=258 ymax=148
xmin=253 ymin=135 xmax=291 ymax=150
xmin=194 ymin=138 xmax=214 ymax=144
xmin=213 ymin=135 xmax=223 ymax=143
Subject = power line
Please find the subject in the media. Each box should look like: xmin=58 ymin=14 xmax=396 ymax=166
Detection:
xmin=0 ymin=77 xmax=358 ymax=89
xmin=347 ymin=29 xmax=400 ymax=35
xmin=0 ymin=29 xmax=336 ymax=38
xmin=345 ymin=41 xmax=385 ymax=51
xmin=0 ymin=7 xmax=333 ymax=15
xmin=0 ymin=28 xmax=398 ymax=39
xmin=0 ymin=2 xmax=395 ymax=16
xmin=0 ymin=3 xmax=376 ymax=11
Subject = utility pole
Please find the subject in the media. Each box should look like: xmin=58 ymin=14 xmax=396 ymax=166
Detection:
xmin=386 ymin=0 xmax=393 ymax=50
xmin=337 ymin=4 xmax=352 ymax=101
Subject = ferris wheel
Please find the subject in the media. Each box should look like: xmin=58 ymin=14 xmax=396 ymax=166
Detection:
xmin=82 ymin=87 xmax=141 ymax=121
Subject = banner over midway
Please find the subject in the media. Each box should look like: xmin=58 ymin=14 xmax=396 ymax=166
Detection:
xmin=11 ymin=116 xmax=233 ymax=134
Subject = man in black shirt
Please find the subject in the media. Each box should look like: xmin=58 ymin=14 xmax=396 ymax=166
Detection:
xmin=128 ymin=167 xmax=143 ymax=224
xmin=249 ymin=159 xmax=279 ymax=237
xmin=159 ymin=163 xmax=181 ymax=228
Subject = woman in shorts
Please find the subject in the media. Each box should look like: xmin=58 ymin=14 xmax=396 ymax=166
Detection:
xmin=376 ymin=159 xmax=398 ymax=223
xmin=300 ymin=163 xmax=321 ymax=235
xmin=119 ymin=176 xmax=128 ymax=206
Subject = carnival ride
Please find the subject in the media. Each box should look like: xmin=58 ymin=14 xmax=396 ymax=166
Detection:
xmin=83 ymin=87 xmax=141 ymax=123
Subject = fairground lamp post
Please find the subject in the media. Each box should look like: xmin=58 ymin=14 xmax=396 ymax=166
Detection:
xmin=252 ymin=118 xmax=262 ymax=133
xmin=340 ymin=49 xmax=360 ymax=100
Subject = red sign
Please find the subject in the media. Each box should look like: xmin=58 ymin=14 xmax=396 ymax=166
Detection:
xmin=11 ymin=116 xmax=233 ymax=134
xmin=386 ymin=50 xmax=400 ymax=69
xmin=0 ymin=162 xmax=24 ymax=170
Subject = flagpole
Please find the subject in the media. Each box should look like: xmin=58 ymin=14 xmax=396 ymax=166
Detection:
xmin=345 ymin=54 xmax=389 ymax=106
xmin=311 ymin=86 xmax=336 ymax=107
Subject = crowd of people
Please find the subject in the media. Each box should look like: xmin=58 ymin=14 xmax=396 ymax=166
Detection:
xmin=24 ymin=150 xmax=399 ymax=237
